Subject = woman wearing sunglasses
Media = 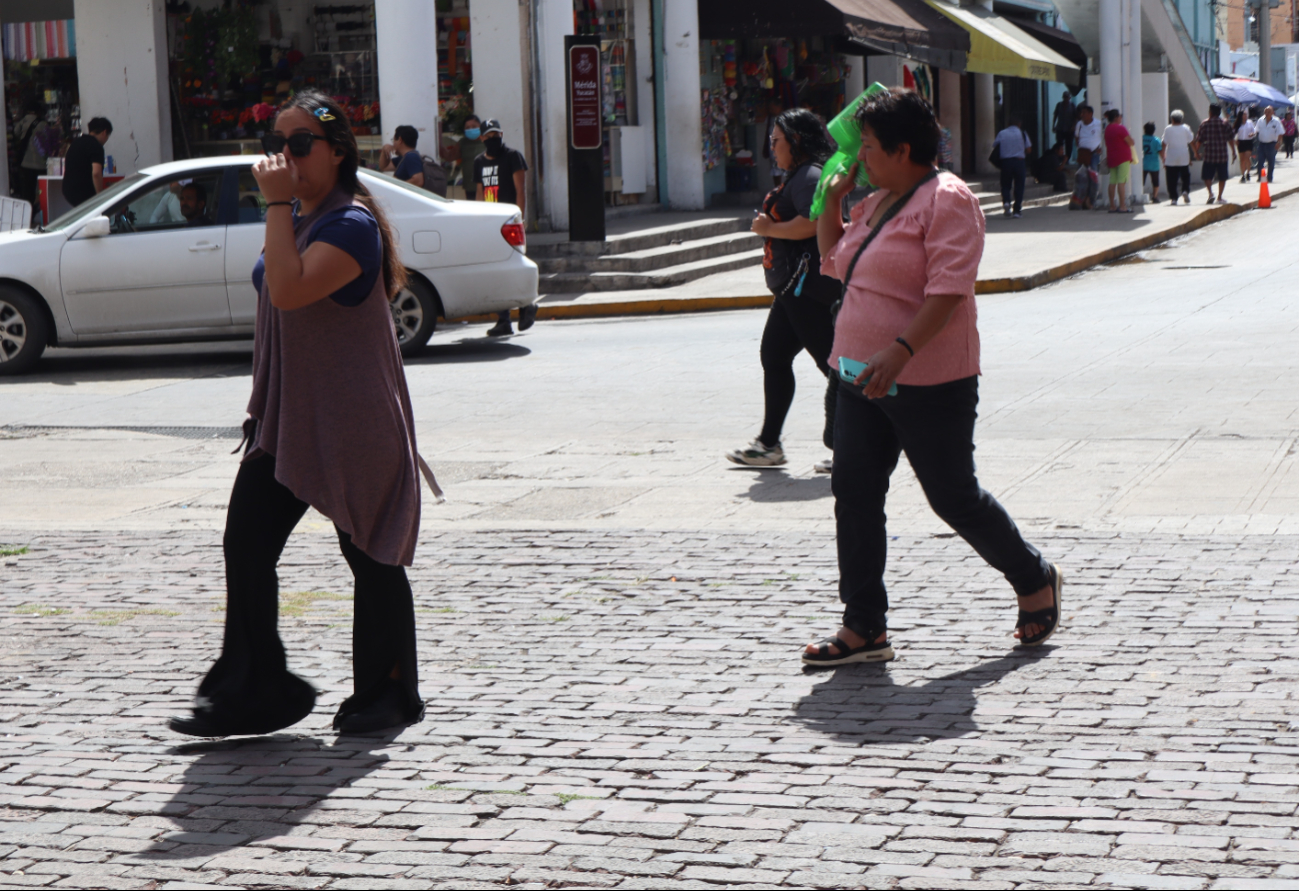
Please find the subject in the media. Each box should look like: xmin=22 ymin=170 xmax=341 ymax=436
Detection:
xmin=170 ymin=91 xmax=427 ymax=737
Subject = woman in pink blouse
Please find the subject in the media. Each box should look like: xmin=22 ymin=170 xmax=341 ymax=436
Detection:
xmin=804 ymin=88 xmax=1062 ymax=667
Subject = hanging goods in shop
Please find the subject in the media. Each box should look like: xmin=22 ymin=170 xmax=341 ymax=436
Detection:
xmin=722 ymin=40 xmax=737 ymax=90
xmin=809 ymin=82 xmax=888 ymax=221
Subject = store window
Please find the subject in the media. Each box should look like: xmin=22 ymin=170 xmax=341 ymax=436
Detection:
xmin=575 ymin=0 xmax=644 ymax=203
xmin=437 ymin=1 xmax=474 ymax=199
xmin=167 ymin=2 xmax=382 ymax=165
xmin=3 ymin=18 xmax=80 ymax=206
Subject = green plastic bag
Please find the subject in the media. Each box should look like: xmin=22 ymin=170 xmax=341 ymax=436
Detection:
xmin=809 ymin=82 xmax=889 ymax=221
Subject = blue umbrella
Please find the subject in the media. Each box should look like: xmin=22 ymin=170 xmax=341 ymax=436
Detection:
xmin=1211 ymin=77 xmax=1294 ymax=108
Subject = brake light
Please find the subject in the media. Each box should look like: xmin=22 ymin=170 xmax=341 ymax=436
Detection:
xmin=500 ymin=220 xmax=525 ymax=247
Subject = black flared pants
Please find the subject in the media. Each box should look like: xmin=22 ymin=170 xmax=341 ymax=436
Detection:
xmin=759 ymin=293 xmax=838 ymax=450
xmin=198 ymin=454 xmax=421 ymax=722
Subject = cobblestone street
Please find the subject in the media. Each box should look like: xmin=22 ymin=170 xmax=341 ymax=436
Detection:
xmin=2 ymin=528 xmax=1298 ymax=889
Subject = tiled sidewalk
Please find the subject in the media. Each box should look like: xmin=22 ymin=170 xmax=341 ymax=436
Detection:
xmin=1 ymin=529 xmax=1297 ymax=888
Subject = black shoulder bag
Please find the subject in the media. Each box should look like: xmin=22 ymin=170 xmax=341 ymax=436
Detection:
xmin=831 ymin=168 xmax=939 ymax=321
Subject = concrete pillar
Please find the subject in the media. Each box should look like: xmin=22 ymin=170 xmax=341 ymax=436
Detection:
xmin=375 ymin=0 xmax=439 ymax=157
xmin=939 ymin=67 xmax=962 ymax=175
xmin=469 ymin=0 xmax=528 ymax=158
xmin=72 ymin=0 xmax=172 ymax=173
xmin=0 ymin=77 xmax=8 ymax=198
xmin=973 ymin=0 xmax=996 ymax=176
xmin=1099 ymin=0 xmax=1123 ymax=116
xmin=535 ymin=0 xmax=573 ymax=230
xmin=1125 ymin=0 xmax=1143 ymax=202
xmin=663 ymin=0 xmax=703 ymax=210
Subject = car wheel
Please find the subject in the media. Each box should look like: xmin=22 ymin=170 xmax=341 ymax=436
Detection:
xmin=0 ymin=287 xmax=49 ymax=376
xmin=391 ymin=275 xmax=438 ymax=357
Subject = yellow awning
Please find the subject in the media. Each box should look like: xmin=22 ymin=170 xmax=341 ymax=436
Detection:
xmin=924 ymin=0 xmax=1078 ymax=81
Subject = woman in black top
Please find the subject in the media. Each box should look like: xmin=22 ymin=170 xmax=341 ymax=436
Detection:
xmin=727 ymin=109 xmax=841 ymax=472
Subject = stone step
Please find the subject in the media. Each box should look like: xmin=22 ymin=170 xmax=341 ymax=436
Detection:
xmin=530 ymin=215 xmax=752 ymax=258
xmin=540 ymin=248 xmax=764 ymax=293
xmin=537 ymin=230 xmax=762 ymax=274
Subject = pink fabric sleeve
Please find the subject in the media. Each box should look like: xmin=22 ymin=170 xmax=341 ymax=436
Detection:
xmin=923 ymin=184 xmax=984 ymax=299
xmin=819 ymin=197 xmax=872 ymax=281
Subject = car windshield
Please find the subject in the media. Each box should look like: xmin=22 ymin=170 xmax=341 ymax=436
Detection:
xmin=41 ymin=173 xmax=149 ymax=232
xmin=361 ymin=169 xmax=451 ymax=203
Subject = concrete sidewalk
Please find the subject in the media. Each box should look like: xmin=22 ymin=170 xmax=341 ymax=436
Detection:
xmin=492 ymin=162 xmax=1296 ymax=322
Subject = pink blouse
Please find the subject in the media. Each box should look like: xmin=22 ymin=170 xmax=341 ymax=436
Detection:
xmin=822 ymin=171 xmax=983 ymax=387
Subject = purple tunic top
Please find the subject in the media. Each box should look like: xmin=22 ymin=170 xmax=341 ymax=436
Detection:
xmin=244 ymin=188 xmax=422 ymax=566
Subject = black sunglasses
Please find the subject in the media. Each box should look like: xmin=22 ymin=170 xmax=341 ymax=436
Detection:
xmin=262 ymin=132 xmax=327 ymax=158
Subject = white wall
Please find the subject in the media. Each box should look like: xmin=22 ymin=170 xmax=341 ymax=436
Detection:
xmin=866 ymin=55 xmax=904 ymax=87
xmin=375 ymin=0 xmax=440 ymax=153
xmin=536 ymin=0 xmax=573 ymax=230
xmin=1142 ymin=72 xmax=1169 ymax=130
xmin=844 ymin=55 xmax=865 ymax=102
xmin=663 ymin=0 xmax=702 ymax=209
xmin=630 ymin=0 xmax=656 ymax=198
xmin=73 ymin=0 xmax=172 ymax=172
xmin=469 ymin=0 xmax=528 ymax=154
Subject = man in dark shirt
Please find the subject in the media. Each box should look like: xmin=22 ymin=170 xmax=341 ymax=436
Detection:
xmin=1192 ymin=103 xmax=1237 ymax=205
xmin=472 ymin=119 xmax=536 ymax=337
xmin=180 ymin=183 xmax=209 ymax=225
xmin=380 ymin=124 xmax=425 ymax=188
xmin=62 ymin=117 xmax=112 ymax=207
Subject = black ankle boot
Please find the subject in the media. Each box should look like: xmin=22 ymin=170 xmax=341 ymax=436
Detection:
xmin=333 ymin=678 xmax=424 ymax=734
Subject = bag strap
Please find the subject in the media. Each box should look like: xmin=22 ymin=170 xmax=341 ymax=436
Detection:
xmin=840 ymin=168 xmax=940 ymax=300
xmin=416 ymin=452 xmax=445 ymax=504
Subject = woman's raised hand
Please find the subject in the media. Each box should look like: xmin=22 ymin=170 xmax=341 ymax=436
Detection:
xmin=253 ymin=153 xmax=298 ymax=204
xmin=751 ymin=212 xmax=774 ymax=236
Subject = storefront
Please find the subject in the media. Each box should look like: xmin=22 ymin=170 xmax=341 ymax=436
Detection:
xmin=167 ymin=2 xmax=383 ymax=165
xmin=3 ymin=15 xmax=79 ymax=206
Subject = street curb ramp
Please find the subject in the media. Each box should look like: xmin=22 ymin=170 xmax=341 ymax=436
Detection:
xmin=451 ymin=184 xmax=1294 ymax=324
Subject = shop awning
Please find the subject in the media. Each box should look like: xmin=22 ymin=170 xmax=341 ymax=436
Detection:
xmin=698 ymin=0 xmax=969 ymax=71
xmin=925 ymin=0 xmax=1079 ymax=81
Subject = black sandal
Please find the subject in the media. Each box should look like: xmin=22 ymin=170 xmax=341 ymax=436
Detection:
xmin=1016 ymin=563 xmax=1063 ymax=647
xmin=801 ymin=633 xmax=894 ymax=666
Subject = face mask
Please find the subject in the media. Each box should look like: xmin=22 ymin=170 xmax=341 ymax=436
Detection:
xmin=464 ymin=127 xmax=481 ymax=140
xmin=484 ymin=136 xmax=503 ymax=154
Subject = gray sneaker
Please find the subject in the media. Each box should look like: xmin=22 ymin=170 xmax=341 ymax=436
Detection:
xmin=726 ymin=439 xmax=786 ymax=467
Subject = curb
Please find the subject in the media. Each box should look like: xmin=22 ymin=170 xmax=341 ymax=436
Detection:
xmin=449 ymin=184 xmax=1293 ymax=324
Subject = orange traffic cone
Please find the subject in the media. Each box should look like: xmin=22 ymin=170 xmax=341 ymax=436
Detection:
xmin=1260 ymin=180 xmax=1272 ymax=208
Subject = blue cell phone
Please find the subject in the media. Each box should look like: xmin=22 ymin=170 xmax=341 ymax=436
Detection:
xmin=839 ymin=356 xmax=899 ymax=397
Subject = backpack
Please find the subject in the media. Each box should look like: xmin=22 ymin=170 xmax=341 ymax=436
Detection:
xmin=420 ymin=154 xmax=447 ymax=197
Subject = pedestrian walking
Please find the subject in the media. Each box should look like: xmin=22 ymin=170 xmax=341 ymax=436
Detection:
xmin=1074 ymin=105 xmax=1103 ymax=170
xmin=806 ymin=87 xmax=1062 ymax=666
xmin=1161 ymin=110 xmax=1194 ymax=204
xmin=1193 ymin=103 xmax=1236 ymax=204
xmin=1103 ymin=109 xmax=1135 ymax=213
xmin=170 ymin=91 xmax=429 ymax=738
xmin=992 ymin=118 xmax=1031 ymax=217
xmin=1235 ymin=110 xmax=1256 ymax=183
xmin=1141 ymin=122 xmax=1162 ymax=202
xmin=61 ymin=117 xmax=112 ymax=208
xmin=1052 ymin=90 xmax=1076 ymax=159
xmin=728 ymin=109 xmax=840 ymax=472
xmin=1283 ymin=110 xmax=1296 ymax=159
xmin=1255 ymin=105 xmax=1283 ymax=183
xmin=473 ymin=119 xmax=537 ymax=337
xmin=379 ymin=124 xmax=425 ymax=188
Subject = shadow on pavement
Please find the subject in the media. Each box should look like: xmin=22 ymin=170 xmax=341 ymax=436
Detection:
xmin=790 ymin=649 xmax=1050 ymax=742
xmin=34 ymin=343 xmax=254 ymax=383
xmin=734 ymin=468 xmax=832 ymax=503
xmin=129 ymin=733 xmax=399 ymax=861
xmin=404 ymin=337 xmax=530 ymax=365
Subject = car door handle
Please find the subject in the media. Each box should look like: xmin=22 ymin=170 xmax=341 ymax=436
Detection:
xmin=188 ymin=242 xmax=221 ymax=252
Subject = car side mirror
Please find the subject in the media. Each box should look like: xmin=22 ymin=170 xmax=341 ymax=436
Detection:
xmin=77 ymin=217 xmax=111 ymax=239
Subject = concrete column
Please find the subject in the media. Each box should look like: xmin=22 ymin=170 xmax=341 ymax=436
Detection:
xmin=375 ymin=0 xmax=440 ymax=156
xmin=973 ymin=0 xmax=996 ymax=176
xmin=939 ymin=67 xmax=962 ymax=175
xmin=663 ymin=0 xmax=703 ymax=210
xmin=0 ymin=76 xmax=8 ymax=198
xmin=535 ymin=0 xmax=573 ymax=230
xmin=1099 ymin=0 xmax=1123 ymax=116
xmin=469 ymin=0 xmax=528 ymax=157
xmin=1125 ymin=0 xmax=1144 ymax=202
xmin=72 ymin=0 xmax=172 ymax=173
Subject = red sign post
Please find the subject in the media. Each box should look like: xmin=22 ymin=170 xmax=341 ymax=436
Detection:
xmin=569 ymin=45 xmax=602 ymax=150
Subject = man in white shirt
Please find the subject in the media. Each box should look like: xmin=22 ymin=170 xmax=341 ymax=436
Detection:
xmin=1160 ymin=109 xmax=1195 ymax=204
xmin=993 ymin=118 xmax=1032 ymax=217
xmin=1074 ymin=105 xmax=1103 ymax=170
xmin=1255 ymin=105 xmax=1285 ymax=183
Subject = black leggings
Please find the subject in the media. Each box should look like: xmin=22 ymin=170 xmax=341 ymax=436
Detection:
xmin=198 ymin=453 xmax=421 ymax=721
xmin=759 ymin=294 xmax=838 ymax=450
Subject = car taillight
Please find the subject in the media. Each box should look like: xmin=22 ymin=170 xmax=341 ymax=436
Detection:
xmin=500 ymin=220 xmax=525 ymax=247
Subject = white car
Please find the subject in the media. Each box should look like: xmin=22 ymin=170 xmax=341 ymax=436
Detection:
xmin=0 ymin=155 xmax=538 ymax=374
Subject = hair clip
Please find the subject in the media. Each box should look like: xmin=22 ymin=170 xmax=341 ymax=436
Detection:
xmin=313 ymin=107 xmax=336 ymax=122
